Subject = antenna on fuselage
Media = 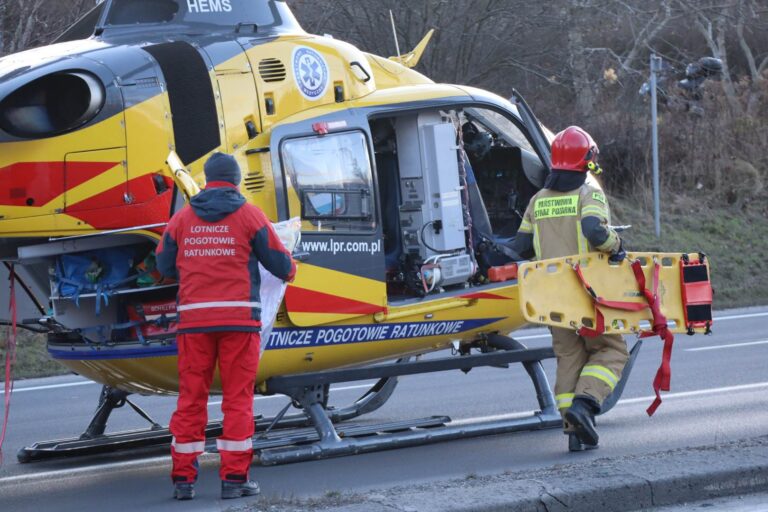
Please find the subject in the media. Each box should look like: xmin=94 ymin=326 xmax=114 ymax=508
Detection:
xmin=389 ymin=10 xmax=402 ymax=61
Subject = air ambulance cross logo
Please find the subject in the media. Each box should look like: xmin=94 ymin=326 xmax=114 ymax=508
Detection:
xmin=293 ymin=46 xmax=329 ymax=101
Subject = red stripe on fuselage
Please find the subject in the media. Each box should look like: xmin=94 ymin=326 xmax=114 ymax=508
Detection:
xmin=285 ymin=286 xmax=386 ymax=315
xmin=0 ymin=161 xmax=117 ymax=207
xmin=460 ymin=292 xmax=510 ymax=300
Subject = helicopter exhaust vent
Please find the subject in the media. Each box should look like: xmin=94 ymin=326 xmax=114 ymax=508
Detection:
xmin=258 ymin=58 xmax=287 ymax=82
xmin=244 ymin=170 xmax=267 ymax=193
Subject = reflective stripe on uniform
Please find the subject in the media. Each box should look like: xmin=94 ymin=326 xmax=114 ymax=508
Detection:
xmin=580 ymin=365 xmax=619 ymax=390
xmin=581 ymin=205 xmax=608 ymax=218
xmin=518 ymin=219 xmax=533 ymax=233
xmin=555 ymin=392 xmax=575 ymax=410
xmin=533 ymin=227 xmax=542 ymax=260
xmin=576 ymin=222 xmax=589 ymax=255
xmin=216 ymin=438 xmax=254 ymax=452
xmin=177 ymin=301 xmax=262 ymax=312
xmin=171 ymin=437 xmax=205 ymax=454
xmin=595 ymin=229 xmax=620 ymax=252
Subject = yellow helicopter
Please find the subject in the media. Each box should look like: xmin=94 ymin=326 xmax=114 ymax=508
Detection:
xmin=0 ymin=0 xmax=712 ymax=464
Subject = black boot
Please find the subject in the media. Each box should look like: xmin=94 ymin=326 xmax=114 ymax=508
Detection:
xmin=565 ymin=396 xmax=600 ymax=448
xmin=173 ymin=483 xmax=195 ymax=500
xmin=568 ymin=433 xmax=599 ymax=452
xmin=221 ymin=479 xmax=261 ymax=499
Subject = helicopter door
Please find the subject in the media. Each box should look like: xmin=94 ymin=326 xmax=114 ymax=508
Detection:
xmin=272 ymin=116 xmax=386 ymax=327
xmin=63 ymin=148 xmax=128 ymax=215
xmin=210 ymin=49 xmax=261 ymax=153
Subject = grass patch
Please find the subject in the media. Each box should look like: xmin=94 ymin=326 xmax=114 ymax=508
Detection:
xmin=0 ymin=328 xmax=70 ymax=382
xmin=612 ymin=196 xmax=768 ymax=309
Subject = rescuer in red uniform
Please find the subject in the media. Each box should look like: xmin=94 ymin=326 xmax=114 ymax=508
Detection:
xmin=157 ymin=153 xmax=296 ymax=500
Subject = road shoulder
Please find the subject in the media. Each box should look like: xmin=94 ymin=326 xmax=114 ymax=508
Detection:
xmin=250 ymin=435 xmax=768 ymax=512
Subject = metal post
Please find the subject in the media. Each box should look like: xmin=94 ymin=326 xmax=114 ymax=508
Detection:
xmin=650 ymin=54 xmax=662 ymax=238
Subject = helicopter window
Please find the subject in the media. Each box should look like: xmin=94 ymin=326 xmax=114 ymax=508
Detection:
xmin=0 ymin=72 xmax=105 ymax=139
xmin=282 ymin=131 xmax=375 ymax=232
xmin=464 ymin=108 xmax=534 ymax=154
xmin=106 ymin=0 xmax=180 ymax=25
xmin=55 ymin=3 xmax=106 ymax=42
xmin=458 ymin=107 xmax=545 ymax=240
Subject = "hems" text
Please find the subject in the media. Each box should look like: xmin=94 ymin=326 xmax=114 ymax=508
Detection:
xmin=187 ymin=0 xmax=233 ymax=13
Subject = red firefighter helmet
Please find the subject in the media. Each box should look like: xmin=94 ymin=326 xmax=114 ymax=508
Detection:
xmin=550 ymin=126 xmax=598 ymax=172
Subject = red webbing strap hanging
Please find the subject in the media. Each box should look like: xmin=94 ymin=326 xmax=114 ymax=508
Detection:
xmin=630 ymin=260 xmax=674 ymax=416
xmin=573 ymin=260 xmax=674 ymax=416
xmin=1 ymin=264 xmax=18 ymax=464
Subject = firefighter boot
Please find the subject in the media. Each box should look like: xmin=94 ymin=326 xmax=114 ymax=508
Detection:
xmin=568 ymin=433 xmax=599 ymax=452
xmin=173 ymin=483 xmax=195 ymax=500
xmin=221 ymin=480 xmax=261 ymax=499
xmin=565 ymin=396 xmax=599 ymax=448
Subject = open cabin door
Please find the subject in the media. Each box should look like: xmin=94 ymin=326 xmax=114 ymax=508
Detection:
xmin=271 ymin=112 xmax=386 ymax=327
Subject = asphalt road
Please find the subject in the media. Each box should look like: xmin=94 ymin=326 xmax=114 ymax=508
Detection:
xmin=1 ymin=306 xmax=767 ymax=511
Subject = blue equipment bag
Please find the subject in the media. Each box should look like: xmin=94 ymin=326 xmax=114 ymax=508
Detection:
xmin=55 ymin=248 xmax=138 ymax=314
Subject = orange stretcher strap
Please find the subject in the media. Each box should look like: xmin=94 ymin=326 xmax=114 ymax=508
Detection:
xmin=573 ymin=259 xmax=674 ymax=416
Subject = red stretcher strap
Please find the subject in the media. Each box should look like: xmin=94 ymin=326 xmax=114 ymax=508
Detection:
xmin=573 ymin=260 xmax=674 ymax=416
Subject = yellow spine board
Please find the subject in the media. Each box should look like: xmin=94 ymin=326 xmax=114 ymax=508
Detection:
xmin=518 ymin=252 xmax=711 ymax=335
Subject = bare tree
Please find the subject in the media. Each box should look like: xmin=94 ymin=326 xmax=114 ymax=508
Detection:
xmin=0 ymin=0 xmax=95 ymax=56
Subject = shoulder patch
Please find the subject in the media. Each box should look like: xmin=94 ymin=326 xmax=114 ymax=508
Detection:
xmin=592 ymin=192 xmax=606 ymax=204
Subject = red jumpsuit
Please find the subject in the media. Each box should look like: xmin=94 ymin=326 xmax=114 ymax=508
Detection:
xmin=157 ymin=182 xmax=295 ymax=484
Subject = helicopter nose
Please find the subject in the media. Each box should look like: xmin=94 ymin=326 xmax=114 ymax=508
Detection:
xmin=0 ymin=70 xmax=106 ymax=139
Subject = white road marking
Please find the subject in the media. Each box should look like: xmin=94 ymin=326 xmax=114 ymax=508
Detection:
xmin=0 ymin=381 xmax=94 ymax=395
xmin=685 ymin=340 xmax=768 ymax=352
xmin=713 ymin=312 xmax=768 ymax=321
xmin=450 ymin=382 xmax=768 ymax=425
xmin=514 ymin=333 xmax=550 ymax=340
xmin=615 ymin=381 xmax=768 ymax=404
xmin=207 ymin=384 xmax=373 ymax=407
xmin=512 ymin=311 xmax=767 ymax=342
xmin=0 ymin=454 xmax=218 ymax=486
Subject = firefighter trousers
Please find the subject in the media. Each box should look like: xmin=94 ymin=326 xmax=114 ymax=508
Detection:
xmin=170 ymin=331 xmax=260 ymax=483
xmin=551 ymin=327 xmax=628 ymax=432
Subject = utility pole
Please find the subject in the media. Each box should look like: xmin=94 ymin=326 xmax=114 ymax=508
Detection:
xmin=650 ymin=54 xmax=662 ymax=238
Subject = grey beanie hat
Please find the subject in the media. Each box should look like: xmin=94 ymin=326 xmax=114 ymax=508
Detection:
xmin=204 ymin=152 xmax=241 ymax=186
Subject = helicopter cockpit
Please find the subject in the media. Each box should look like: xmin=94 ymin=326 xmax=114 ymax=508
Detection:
xmin=371 ymin=107 xmax=547 ymax=299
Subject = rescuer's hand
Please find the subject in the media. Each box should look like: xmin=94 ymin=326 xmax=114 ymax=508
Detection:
xmin=609 ymin=240 xmax=626 ymax=263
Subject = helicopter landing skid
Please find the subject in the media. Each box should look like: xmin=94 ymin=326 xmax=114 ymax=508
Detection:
xmin=258 ymin=335 xmax=563 ymax=465
xmin=16 ymin=370 xmax=402 ymax=463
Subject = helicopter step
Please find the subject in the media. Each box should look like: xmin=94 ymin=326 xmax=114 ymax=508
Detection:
xmin=247 ymin=416 xmax=451 ymax=453
xmin=258 ymin=336 xmax=564 ymax=465
xmin=17 ymin=370 xmax=403 ymax=463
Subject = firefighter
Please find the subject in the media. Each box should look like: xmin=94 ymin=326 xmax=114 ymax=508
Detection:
xmin=156 ymin=152 xmax=296 ymax=500
xmin=508 ymin=126 xmax=627 ymax=452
